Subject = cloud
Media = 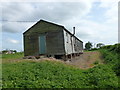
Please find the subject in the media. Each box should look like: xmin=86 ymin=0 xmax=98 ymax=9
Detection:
xmin=1 ymin=2 xmax=36 ymax=33
xmin=2 ymin=22 xmax=35 ymax=33
xmin=1 ymin=1 xmax=118 ymax=51
xmin=7 ymin=38 xmax=19 ymax=44
xmin=0 ymin=0 xmax=96 ymax=2
xmin=73 ymin=18 xmax=118 ymax=44
xmin=1 ymin=2 xmax=93 ymax=33
xmin=99 ymin=0 xmax=118 ymax=24
xmin=99 ymin=0 xmax=118 ymax=44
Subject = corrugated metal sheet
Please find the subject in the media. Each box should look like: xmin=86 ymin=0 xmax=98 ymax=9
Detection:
xmin=63 ymin=30 xmax=83 ymax=55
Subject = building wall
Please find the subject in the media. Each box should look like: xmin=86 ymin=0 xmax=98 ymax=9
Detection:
xmin=63 ymin=30 xmax=83 ymax=55
xmin=74 ymin=38 xmax=83 ymax=53
xmin=63 ymin=30 xmax=73 ymax=54
xmin=24 ymin=21 xmax=65 ymax=56
xmin=24 ymin=34 xmax=39 ymax=56
xmin=46 ymin=30 xmax=65 ymax=55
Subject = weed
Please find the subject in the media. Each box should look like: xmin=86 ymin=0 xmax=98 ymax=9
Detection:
xmin=93 ymin=60 xmax=99 ymax=65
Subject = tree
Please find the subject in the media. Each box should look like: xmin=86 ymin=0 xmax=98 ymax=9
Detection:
xmin=2 ymin=50 xmax=8 ymax=54
xmin=96 ymin=43 xmax=105 ymax=48
xmin=13 ymin=50 xmax=17 ymax=53
xmin=85 ymin=41 xmax=92 ymax=50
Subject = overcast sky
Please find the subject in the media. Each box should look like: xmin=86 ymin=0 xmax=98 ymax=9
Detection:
xmin=0 ymin=0 xmax=118 ymax=51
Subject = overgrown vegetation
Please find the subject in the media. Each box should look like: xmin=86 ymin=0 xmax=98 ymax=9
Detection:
xmin=93 ymin=60 xmax=99 ymax=65
xmin=2 ymin=60 xmax=118 ymax=88
xmin=100 ymin=44 xmax=120 ymax=76
xmin=2 ymin=44 xmax=120 ymax=88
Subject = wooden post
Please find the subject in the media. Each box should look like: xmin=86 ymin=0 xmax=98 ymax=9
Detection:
xmin=71 ymin=54 xmax=72 ymax=60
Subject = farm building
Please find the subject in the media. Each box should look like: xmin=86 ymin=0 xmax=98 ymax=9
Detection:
xmin=23 ymin=20 xmax=83 ymax=59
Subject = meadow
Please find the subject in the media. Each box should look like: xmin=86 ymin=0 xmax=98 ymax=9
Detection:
xmin=2 ymin=52 xmax=24 ymax=60
xmin=2 ymin=44 xmax=120 ymax=88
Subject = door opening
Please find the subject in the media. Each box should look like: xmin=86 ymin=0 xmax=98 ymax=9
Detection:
xmin=39 ymin=35 xmax=46 ymax=54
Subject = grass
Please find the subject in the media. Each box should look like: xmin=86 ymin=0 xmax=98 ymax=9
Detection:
xmin=2 ymin=61 xmax=84 ymax=88
xmin=2 ymin=60 xmax=118 ymax=88
xmin=2 ymin=52 xmax=24 ymax=60
xmin=2 ymin=44 xmax=120 ymax=88
xmin=2 ymin=52 xmax=24 ymax=64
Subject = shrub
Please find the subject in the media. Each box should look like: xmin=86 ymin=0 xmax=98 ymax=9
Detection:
xmin=100 ymin=44 xmax=120 ymax=76
xmin=87 ymin=65 xmax=118 ymax=88
xmin=93 ymin=60 xmax=99 ymax=65
xmin=90 ymin=48 xmax=98 ymax=51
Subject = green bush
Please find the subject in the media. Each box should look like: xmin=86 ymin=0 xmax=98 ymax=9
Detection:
xmin=87 ymin=65 xmax=118 ymax=88
xmin=90 ymin=48 xmax=98 ymax=51
xmin=100 ymin=43 xmax=120 ymax=76
xmin=100 ymin=43 xmax=120 ymax=54
xmin=93 ymin=60 xmax=99 ymax=65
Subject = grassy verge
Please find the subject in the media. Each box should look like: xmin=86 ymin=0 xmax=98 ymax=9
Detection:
xmin=2 ymin=52 xmax=24 ymax=60
xmin=2 ymin=52 xmax=24 ymax=64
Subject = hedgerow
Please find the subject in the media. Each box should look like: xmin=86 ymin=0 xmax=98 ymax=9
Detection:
xmin=100 ymin=43 xmax=120 ymax=76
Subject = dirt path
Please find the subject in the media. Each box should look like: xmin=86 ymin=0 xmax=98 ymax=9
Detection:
xmin=2 ymin=51 xmax=104 ymax=69
xmin=67 ymin=51 xmax=103 ymax=69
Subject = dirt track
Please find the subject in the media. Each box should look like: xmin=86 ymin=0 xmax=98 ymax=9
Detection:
xmin=2 ymin=51 xmax=104 ymax=69
xmin=67 ymin=51 xmax=103 ymax=69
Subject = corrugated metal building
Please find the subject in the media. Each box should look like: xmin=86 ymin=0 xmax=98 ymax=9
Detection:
xmin=23 ymin=20 xmax=83 ymax=59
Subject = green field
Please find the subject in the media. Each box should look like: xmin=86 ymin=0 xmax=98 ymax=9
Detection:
xmin=2 ymin=52 xmax=24 ymax=60
xmin=2 ymin=44 xmax=120 ymax=88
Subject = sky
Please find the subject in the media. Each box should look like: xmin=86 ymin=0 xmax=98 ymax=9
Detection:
xmin=0 ymin=0 xmax=118 ymax=51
